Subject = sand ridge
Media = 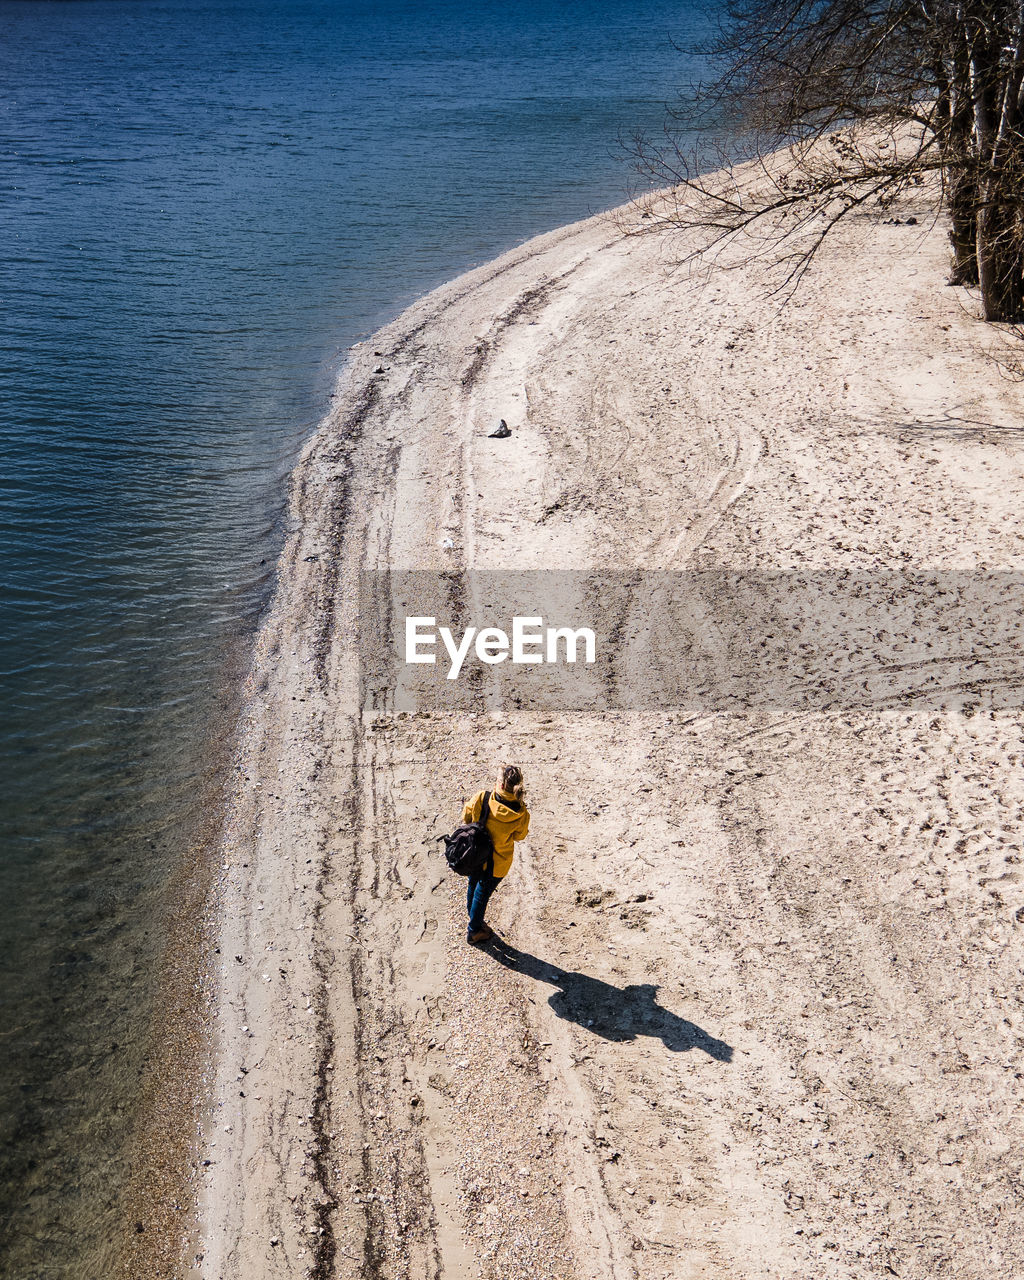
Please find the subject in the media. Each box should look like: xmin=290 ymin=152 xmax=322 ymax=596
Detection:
xmin=192 ymin=186 xmax=1024 ymax=1279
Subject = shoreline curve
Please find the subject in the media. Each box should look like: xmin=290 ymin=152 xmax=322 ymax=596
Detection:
xmin=191 ymin=176 xmax=1024 ymax=1280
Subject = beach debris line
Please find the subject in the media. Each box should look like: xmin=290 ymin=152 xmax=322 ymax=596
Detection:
xmin=488 ymin=418 xmax=512 ymax=438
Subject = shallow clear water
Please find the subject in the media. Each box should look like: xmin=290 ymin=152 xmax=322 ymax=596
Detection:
xmin=0 ymin=0 xmax=708 ymax=1271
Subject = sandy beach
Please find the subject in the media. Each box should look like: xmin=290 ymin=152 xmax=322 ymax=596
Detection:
xmin=190 ymin=175 xmax=1024 ymax=1280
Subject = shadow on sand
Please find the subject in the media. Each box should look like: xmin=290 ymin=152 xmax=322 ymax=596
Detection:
xmin=484 ymin=936 xmax=733 ymax=1062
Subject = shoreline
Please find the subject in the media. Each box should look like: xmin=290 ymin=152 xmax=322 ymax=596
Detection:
xmin=192 ymin=208 xmax=624 ymax=1277
xmin=115 ymin=212 xmax=613 ymax=1278
xmin=115 ymin=625 xmax=261 ymax=1280
xmin=191 ymin=172 xmax=1024 ymax=1280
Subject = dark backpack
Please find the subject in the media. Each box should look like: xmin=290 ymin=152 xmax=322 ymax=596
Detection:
xmin=438 ymin=791 xmax=495 ymax=877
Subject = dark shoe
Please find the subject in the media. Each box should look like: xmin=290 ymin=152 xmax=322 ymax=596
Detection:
xmin=466 ymin=926 xmax=494 ymax=945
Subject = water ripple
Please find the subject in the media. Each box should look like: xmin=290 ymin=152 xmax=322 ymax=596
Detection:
xmin=0 ymin=0 xmax=708 ymax=1272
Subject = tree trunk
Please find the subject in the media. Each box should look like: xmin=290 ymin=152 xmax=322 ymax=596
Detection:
xmin=976 ymin=182 xmax=1024 ymax=320
xmin=949 ymin=168 xmax=979 ymax=285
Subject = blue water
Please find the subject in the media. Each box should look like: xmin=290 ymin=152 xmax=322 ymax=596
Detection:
xmin=0 ymin=0 xmax=709 ymax=1271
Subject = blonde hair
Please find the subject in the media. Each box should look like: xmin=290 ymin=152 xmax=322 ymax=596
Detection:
xmin=497 ymin=763 xmax=524 ymax=799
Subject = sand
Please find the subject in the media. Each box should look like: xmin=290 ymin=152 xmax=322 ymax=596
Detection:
xmin=190 ymin=176 xmax=1024 ymax=1280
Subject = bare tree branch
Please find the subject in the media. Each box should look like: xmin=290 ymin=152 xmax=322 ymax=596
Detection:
xmin=630 ymin=0 xmax=1024 ymax=320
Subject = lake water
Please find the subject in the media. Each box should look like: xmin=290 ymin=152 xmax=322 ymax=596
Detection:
xmin=0 ymin=0 xmax=708 ymax=1272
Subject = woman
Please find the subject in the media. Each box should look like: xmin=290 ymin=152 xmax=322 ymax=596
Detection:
xmin=461 ymin=764 xmax=530 ymax=944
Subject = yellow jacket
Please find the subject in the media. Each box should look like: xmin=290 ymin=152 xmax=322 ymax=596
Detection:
xmin=461 ymin=788 xmax=530 ymax=878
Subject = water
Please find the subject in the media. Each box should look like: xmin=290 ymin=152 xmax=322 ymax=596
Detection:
xmin=0 ymin=0 xmax=710 ymax=1272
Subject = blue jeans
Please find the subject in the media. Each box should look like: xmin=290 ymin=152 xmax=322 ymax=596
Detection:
xmin=466 ymin=872 xmax=501 ymax=933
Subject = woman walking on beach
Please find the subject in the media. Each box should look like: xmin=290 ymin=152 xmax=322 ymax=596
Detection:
xmin=462 ymin=764 xmax=529 ymax=944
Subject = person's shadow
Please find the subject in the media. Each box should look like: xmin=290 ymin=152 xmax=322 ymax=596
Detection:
xmin=485 ymin=936 xmax=732 ymax=1062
